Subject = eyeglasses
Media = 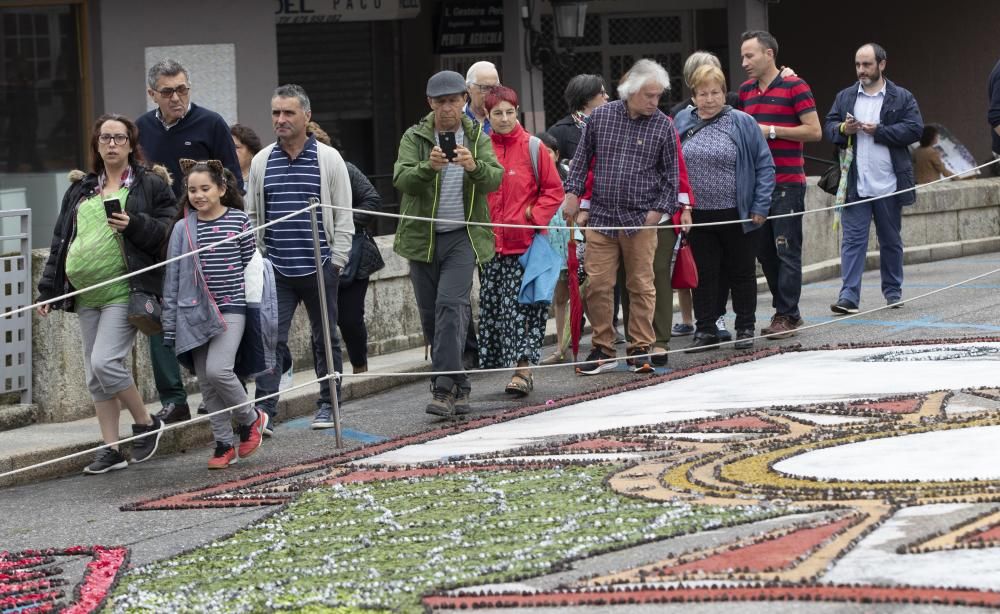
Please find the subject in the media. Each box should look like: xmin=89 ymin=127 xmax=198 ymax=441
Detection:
xmin=154 ymin=85 xmax=190 ymax=98
xmin=98 ymin=133 xmax=129 ymax=145
xmin=471 ymin=82 xmax=499 ymax=93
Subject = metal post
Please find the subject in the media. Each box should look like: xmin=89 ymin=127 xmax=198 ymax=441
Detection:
xmin=308 ymin=198 xmax=342 ymax=447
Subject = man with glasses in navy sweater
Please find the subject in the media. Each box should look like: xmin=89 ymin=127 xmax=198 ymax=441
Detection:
xmin=137 ymin=59 xmax=243 ymax=425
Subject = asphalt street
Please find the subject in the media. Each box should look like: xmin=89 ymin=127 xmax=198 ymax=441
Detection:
xmin=1 ymin=252 xmax=999 ymax=610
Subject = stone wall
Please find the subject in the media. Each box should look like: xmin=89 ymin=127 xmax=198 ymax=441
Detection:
xmin=26 ymin=178 xmax=1000 ymax=423
xmin=802 ymin=177 xmax=1000 ymax=268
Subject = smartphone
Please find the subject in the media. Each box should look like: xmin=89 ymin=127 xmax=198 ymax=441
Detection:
xmin=103 ymin=198 xmax=122 ymax=219
xmin=439 ymin=131 xmax=457 ymax=162
xmin=845 ymin=112 xmax=857 ymax=122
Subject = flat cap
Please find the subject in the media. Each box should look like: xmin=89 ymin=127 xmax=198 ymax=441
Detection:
xmin=426 ymin=70 xmax=467 ymax=98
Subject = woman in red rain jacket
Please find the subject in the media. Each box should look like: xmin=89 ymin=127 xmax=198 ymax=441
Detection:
xmin=477 ymin=86 xmax=564 ymax=396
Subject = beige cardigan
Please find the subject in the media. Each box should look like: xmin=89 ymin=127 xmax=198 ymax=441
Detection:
xmin=246 ymin=140 xmax=355 ymax=268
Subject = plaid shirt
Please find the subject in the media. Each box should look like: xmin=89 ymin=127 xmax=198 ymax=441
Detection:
xmin=565 ymin=100 xmax=679 ymax=236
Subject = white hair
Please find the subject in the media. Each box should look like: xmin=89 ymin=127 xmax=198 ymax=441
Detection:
xmin=466 ymin=61 xmax=498 ymax=85
xmin=682 ymin=51 xmax=721 ymax=88
xmin=616 ymin=59 xmax=671 ymax=101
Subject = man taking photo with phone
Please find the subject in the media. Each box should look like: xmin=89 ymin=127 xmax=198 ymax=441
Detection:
xmin=392 ymin=70 xmax=502 ymax=418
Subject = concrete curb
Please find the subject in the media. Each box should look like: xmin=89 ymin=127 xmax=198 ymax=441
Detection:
xmin=0 ymin=352 xmax=432 ymax=488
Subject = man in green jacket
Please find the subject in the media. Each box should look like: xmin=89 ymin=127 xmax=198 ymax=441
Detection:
xmin=393 ymin=70 xmax=503 ymax=417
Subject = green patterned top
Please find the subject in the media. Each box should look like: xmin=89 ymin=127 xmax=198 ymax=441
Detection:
xmin=64 ymin=188 xmax=131 ymax=308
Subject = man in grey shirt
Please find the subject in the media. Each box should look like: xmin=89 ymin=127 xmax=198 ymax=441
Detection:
xmin=392 ymin=70 xmax=503 ymax=417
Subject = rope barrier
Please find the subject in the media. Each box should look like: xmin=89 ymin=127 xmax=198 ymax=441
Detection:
xmin=3 ymin=260 xmax=998 ymax=482
xmin=334 ymin=263 xmax=1000 ymax=378
xmin=7 ymin=155 xmax=998 ymax=321
xmin=327 ymin=156 xmax=1000 ymax=233
xmin=3 ymin=157 xmax=999 ymax=481
xmin=1 ymin=202 xmax=324 ymax=320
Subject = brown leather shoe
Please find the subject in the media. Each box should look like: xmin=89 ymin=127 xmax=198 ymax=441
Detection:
xmin=760 ymin=314 xmax=780 ymax=336
xmin=766 ymin=315 xmax=800 ymax=339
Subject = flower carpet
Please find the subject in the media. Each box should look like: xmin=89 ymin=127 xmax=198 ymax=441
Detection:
xmin=9 ymin=339 xmax=1000 ymax=612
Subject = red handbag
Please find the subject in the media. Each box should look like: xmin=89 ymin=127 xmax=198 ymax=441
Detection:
xmin=670 ymin=231 xmax=699 ymax=290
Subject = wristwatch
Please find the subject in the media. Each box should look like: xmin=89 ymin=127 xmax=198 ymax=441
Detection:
xmin=768 ymin=125 xmax=777 ymax=140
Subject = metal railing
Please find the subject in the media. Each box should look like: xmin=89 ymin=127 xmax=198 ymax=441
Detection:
xmin=0 ymin=209 xmax=32 ymax=404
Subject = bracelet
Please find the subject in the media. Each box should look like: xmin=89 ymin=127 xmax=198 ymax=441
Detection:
xmin=839 ymin=122 xmax=846 ymax=135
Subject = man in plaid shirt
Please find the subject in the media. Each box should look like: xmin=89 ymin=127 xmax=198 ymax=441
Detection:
xmin=564 ymin=58 xmax=692 ymax=375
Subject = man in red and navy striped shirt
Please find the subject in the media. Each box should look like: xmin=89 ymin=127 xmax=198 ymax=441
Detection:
xmin=739 ymin=30 xmax=822 ymax=339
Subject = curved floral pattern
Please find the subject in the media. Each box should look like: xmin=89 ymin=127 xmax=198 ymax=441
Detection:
xmin=105 ymin=338 xmax=1000 ymax=610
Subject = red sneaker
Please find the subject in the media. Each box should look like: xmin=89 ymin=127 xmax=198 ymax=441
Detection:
xmin=237 ymin=409 xmax=268 ymax=459
xmin=208 ymin=442 xmax=237 ymax=469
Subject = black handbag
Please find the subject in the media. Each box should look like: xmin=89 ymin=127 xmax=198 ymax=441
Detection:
xmin=127 ymin=290 xmax=163 ymax=336
xmin=113 ymin=233 xmax=162 ymax=335
xmin=340 ymin=230 xmax=385 ymax=285
xmin=818 ymin=163 xmax=840 ymax=195
xmin=818 ymin=137 xmax=854 ymax=196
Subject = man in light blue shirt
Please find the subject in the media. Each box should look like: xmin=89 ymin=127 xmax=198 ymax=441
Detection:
xmin=823 ymin=43 xmax=923 ymax=314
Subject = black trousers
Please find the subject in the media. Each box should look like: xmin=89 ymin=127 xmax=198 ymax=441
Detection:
xmin=337 ymin=276 xmax=370 ymax=367
xmin=687 ymin=208 xmax=758 ymax=335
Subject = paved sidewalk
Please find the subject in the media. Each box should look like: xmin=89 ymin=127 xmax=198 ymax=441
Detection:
xmin=0 ymin=344 xmax=432 ymax=487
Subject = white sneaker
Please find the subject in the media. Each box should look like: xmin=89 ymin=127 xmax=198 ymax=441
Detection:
xmin=716 ymin=315 xmax=732 ymax=342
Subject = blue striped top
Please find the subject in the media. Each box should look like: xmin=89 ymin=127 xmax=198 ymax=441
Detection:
xmin=197 ymin=208 xmax=256 ymax=313
xmin=262 ymin=136 xmax=329 ymax=276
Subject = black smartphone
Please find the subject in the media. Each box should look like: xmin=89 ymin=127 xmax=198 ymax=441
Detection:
xmin=439 ymin=131 xmax=457 ymax=162
xmin=103 ymin=198 xmax=122 ymax=219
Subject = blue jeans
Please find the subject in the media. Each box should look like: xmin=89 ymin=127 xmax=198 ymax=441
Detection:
xmin=839 ymin=194 xmax=903 ymax=306
xmin=255 ymin=261 xmax=343 ymax=417
xmin=757 ymin=183 xmax=804 ymax=319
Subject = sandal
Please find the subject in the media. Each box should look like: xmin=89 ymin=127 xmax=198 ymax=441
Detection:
xmin=504 ymin=371 xmax=533 ymax=397
xmin=540 ymin=352 xmax=566 ymax=365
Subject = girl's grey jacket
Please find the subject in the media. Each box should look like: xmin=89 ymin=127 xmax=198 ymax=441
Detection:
xmin=161 ymin=209 xmax=278 ymax=380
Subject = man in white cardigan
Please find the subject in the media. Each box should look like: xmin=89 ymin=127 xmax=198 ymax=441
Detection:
xmin=246 ymin=84 xmax=354 ymax=431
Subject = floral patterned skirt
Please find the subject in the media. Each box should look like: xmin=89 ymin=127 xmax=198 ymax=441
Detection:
xmin=477 ymin=254 xmax=549 ymax=368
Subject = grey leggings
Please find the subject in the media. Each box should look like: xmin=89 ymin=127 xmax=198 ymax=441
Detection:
xmin=192 ymin=313 xmax=256 ymax=446
xmin=78 ymin=304 xmax=137 ymax=402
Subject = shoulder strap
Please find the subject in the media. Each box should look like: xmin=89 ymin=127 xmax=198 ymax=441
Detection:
xmin=680 ymin=109 xmax=728 ymax=143
xmin=525 ymin=135 xmax=543 ymax=221
xmin=528 ymin=135 xmax=541 ymax=186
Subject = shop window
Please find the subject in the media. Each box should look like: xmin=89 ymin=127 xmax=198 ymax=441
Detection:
xmin=0 ymin=4 xmax=84 ymax=173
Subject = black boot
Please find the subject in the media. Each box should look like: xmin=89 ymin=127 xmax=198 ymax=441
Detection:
xmin=685 ymin=333 xmax=720 ymax=354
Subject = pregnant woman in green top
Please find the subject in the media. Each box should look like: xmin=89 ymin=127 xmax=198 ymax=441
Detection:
xmin=37 ymin=114 xmax=177 ymax=474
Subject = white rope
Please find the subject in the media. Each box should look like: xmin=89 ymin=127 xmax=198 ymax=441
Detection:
xmin=4 ymin=261 xmax=996 ymax=482
xmin=334 ymin=263 xmax=1000 ymax=377
xmin=1 ymin=202 xmax=323 ymax=320
xmin=326 ymin=156 xmax=1000 ymax=232
xmin=8 ymin=157 xmax=998 ymax=322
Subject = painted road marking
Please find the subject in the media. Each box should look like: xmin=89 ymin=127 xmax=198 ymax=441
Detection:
xmin=283 ymin=417 xmax=388 ymax=443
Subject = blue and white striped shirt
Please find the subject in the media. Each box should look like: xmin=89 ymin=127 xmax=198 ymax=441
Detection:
xmin=197 ymin=208 xmax=255 ymax=313
xmin=263 ymin=136 xmax=329 ymax=276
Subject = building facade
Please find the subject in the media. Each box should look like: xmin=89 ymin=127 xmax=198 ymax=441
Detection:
xmin=2 ymin=0 xmax=995 ymax=245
